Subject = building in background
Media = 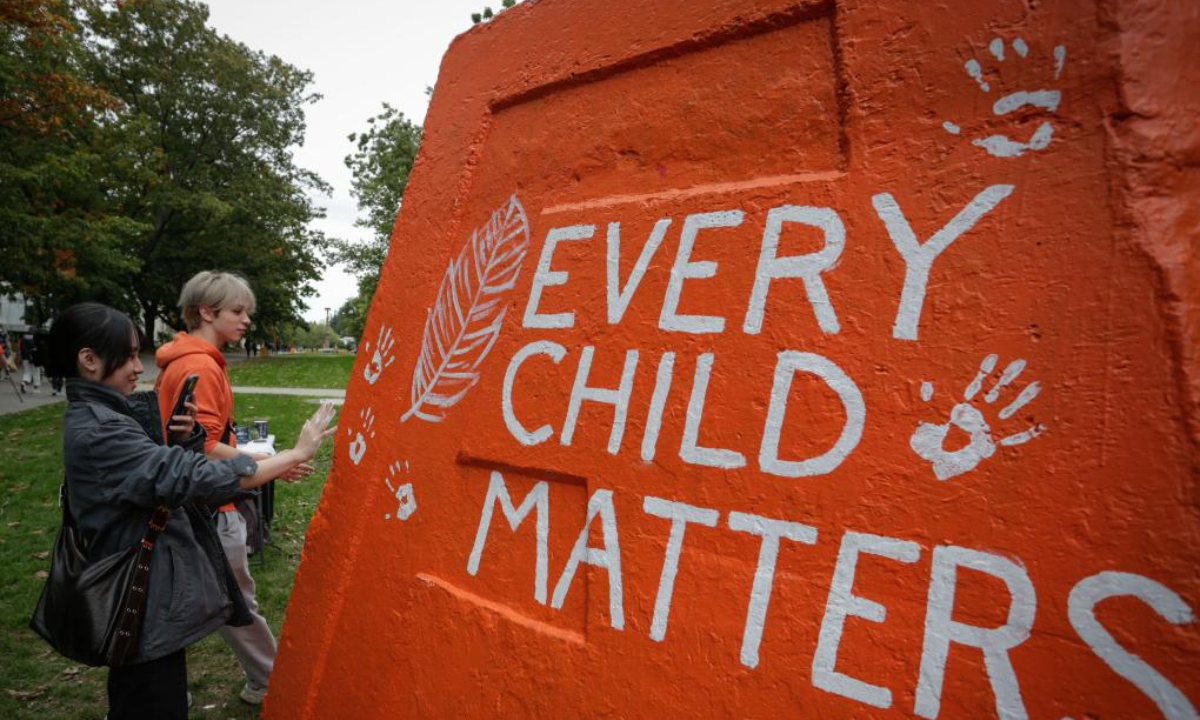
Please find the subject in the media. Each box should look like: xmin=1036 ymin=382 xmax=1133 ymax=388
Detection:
xmin=0 ymin=294 xmax=44 ymax=332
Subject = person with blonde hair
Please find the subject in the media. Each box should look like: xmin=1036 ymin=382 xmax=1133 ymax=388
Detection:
xmin=154 ymin=271 xmax=297 ymax=705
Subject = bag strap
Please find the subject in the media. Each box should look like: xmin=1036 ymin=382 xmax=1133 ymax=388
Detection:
xmin=60 ymin=479 xmax=172 ymax=666
xmin=108 ymin=503 xmax=170 ymax=665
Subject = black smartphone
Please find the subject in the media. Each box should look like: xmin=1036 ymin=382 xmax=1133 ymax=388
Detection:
xmin=169 ymin=374 xmax=199 ymax=422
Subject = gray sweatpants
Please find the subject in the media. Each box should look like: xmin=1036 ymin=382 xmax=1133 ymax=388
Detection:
xmin=216 ymin=510 xmax=277 ymax=689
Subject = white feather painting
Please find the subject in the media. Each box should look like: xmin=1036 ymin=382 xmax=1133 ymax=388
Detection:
xmin=401 ymin=195 xmax=532 ymax=423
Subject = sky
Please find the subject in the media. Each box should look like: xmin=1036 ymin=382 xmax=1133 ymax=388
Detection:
xmin=201 ymin=0 xmax=493 ymax=323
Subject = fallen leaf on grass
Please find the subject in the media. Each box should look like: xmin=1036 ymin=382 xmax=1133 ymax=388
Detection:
xmin=35 ymin=570 xmax=48 ymax=579
xmin=61 ymin=666 xmax=86 ymax=678
xmin=6 ymin=522 xmax=18 ymax=528
xmin=5 ymin=685 xmax=48 ymax=700
xmin=32 ymin=550 xmax=49 ymax=560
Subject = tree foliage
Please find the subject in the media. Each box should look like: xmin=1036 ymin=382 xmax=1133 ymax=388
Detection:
xmin=0 ymin=0 xmax=141 ymax=323
xmin=0 ymin=0 xmax=332 ymax=343
xmin=330 ymin=102 xmax=420 ymax=340
xmin=78 ymin=0 xmax=331 ymax=340
xmin=333 ymin=103 xmax=420 ymax=280
xmin=471 ymin=0 xmax=516 ymax=25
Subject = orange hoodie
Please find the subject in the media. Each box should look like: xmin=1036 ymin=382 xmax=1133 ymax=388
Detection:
xmin=155 ymin=331 xmax=236 ymax=454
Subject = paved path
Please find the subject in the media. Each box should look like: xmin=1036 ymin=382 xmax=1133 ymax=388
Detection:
xmin=0 ymin=381 xmax=345 ymax=417
xmin=229 ymin=386 xmax=345 ymax=398
xmin=0 ymin=381 xmax=63 ymax=416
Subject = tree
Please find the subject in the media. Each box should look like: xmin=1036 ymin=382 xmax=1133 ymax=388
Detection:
xmin=76 ymin=0 xmax=331 ymax=342
xmin=334 ymin=103 xmax=420 ymax=281
xmin=329 ymin=284 xmax=369 ymax=340
xmin=0 ymin=0 xmax=141 ymax=318
xmin=331 ymin=102 xmax=421 ymax=340
xmin=471 ymin=0 xmax=516 ymax=24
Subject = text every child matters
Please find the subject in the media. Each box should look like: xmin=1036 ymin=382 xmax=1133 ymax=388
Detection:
xmin=466 ymin=185 xmax=1196 ymax=720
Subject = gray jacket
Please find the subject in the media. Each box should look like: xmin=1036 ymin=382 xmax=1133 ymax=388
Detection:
xmin=62 ymin=378 xmax=258 ymax=663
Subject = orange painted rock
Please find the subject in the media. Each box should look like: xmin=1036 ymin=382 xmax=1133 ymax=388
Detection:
xmin=266 ymin=1 xmax=1199 ymax=718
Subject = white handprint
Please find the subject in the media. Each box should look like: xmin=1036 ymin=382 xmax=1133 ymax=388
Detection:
xmin=346 ymin=407 xmax=376 ymax=465
xmin=383 ymin=460 xmax=416 ymax=521
xmin=362 ymin=325 xmax=396 ymax=385
xmin=911 ymin=354 xmax=1046 ymax=480
xmin=942 ymin=37 xmax=1066 ymax=158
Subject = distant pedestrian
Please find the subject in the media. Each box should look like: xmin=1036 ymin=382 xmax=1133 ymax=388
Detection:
xmin=38 ymin=332 xmax=64 ymax=395
xmin=20 ymin=332 xmax=43 ymax=392
xmin=0 ymin=327 xmax=16 ymax=374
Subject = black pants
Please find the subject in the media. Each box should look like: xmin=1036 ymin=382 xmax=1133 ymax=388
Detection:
xmin=107 ymin=648 xmax=187 ymax=720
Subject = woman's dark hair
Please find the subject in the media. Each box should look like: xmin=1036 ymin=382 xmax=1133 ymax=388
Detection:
xmin=47 ymin=303 xmax=140 ymax=379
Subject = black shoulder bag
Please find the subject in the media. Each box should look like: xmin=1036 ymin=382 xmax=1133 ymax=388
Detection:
xmin=29 ymin=485 xmax=171 ymax=667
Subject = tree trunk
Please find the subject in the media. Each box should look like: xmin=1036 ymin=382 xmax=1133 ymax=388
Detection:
xmin=142 ymin=304 xmax=158 ymax=350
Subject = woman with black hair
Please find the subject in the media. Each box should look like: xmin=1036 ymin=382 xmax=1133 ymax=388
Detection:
xmin=42 ymin=303 xmax=337 ymax=719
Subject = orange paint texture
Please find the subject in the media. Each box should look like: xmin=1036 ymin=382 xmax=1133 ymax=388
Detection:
xmin=266 ymin=1 xmax=1200 ymax=718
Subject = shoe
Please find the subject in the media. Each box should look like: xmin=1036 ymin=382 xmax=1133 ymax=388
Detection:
xmin=239 ymin=683 xmax=267 ymax=705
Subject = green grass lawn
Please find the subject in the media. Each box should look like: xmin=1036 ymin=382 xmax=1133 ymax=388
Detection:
xmin=225 ymin=354 xmax=355 ymax=389
xmin=0 ymin=394 xmax=340 ymax=719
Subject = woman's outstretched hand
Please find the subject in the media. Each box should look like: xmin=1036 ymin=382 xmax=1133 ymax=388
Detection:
xmin=294 ymin=401 xmax=339 ymax=462
xmin=238 ymin=402 xmax=339 ymax=491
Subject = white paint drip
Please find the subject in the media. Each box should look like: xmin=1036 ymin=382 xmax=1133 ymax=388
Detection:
xmin=1053 ymin=45 xmax=1066 ymax=78
xmin=942 ymin=121 xmax=961 ymax=135
xmin=1012 ymin=37 xmax=1029 ymax=58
